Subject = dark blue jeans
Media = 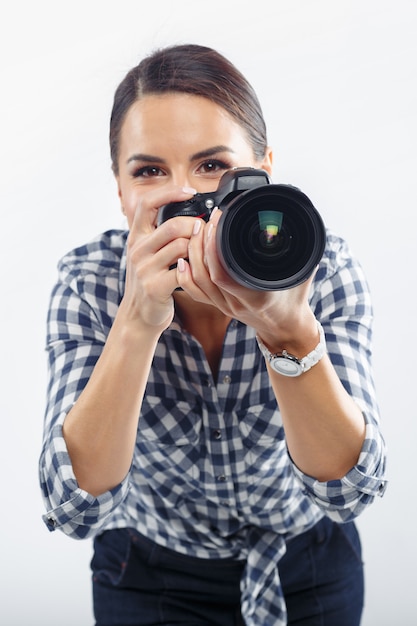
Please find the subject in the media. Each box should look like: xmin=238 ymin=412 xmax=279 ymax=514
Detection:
xmin=91 ymin=517 xmax=364 ymax=625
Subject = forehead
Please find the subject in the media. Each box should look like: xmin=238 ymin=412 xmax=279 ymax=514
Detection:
xmin=119 ymin=93 xmax=253 ymax=155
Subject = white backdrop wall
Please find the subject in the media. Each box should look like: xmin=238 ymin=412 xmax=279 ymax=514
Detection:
xmin=1 ymin=1 xmax=415 ymax=624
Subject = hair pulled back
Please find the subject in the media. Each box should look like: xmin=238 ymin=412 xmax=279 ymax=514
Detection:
xmin=110 ymin=44 xmax=268 ymax=174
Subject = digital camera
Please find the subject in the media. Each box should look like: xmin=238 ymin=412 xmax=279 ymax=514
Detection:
xmin=157 ymin=168 xmax=326 ymax=291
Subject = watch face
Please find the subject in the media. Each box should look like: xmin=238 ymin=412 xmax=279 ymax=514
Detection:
xmin=270 ymin=356 xmax=303 ymax=377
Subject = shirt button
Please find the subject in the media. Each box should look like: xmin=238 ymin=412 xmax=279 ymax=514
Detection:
xmin=46 ymin=516 xmax=57 ymax=530
xmin=212 ymin=429 xmax=222 ymax=440
xmin=222 ymin=375 xmax=232 ymax=384
xmin=217 ymin=474 xmax=227 ymax=482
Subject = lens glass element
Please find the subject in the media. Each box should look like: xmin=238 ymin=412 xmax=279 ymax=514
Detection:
xmin=257 ymin=211 xmax=283 ymax=251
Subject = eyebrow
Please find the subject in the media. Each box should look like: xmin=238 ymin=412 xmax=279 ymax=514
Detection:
xmin=190 ymin=145 xmax=236 ymax=160
xmin=126 ymin=145 xmax=235 ymax=165
xmin=126 ymin=153 xmax=166 ymax=165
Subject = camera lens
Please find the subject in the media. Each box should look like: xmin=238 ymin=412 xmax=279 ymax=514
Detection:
xmin=216 ymin=185 xmax=326 ymax=290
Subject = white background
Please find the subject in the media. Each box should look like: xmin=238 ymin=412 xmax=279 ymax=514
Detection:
xmin=1 ymin=1 xmax=415 ymax=624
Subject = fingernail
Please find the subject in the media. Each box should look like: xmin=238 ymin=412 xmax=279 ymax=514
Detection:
xmin=177 ymin=258 xmax=186 ymax=272
xmin=207 ymin=223 xmax=214 ymax=241
xmin=209 ymin=206 xmax=219 ymax=221
xmin=182 ymin=186 xmax=197 ymax=195
xmin=193 ymin=219 xmax=202 ymax=236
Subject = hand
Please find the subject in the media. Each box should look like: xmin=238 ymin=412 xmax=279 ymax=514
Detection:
xmin=176 ymin=208 xmax=319 ymax=348
xmin=120 ymin=186 xmax=197 ymax=331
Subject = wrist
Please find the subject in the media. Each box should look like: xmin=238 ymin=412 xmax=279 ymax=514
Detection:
xmin=118 ymin=295 xmax=173 ymax=336
xmin=256 ymin=319 xmax=326 ymax=377
xmin=255 ymin=313 xmax=319 ymax=356
xmin=113 ymin=304 xmax=167 ymax=351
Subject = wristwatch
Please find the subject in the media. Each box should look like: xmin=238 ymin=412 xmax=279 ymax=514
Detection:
xmin=256 ymin=321 xmax=326 ymax=377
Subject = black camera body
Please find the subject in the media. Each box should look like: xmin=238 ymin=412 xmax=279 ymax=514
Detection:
xmin=157 ymin=168 xmax=271 ymax=224
xmin=157 ymin=168 xmax=326 ymax=291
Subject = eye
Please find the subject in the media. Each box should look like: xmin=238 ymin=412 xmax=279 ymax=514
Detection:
xmin=131 ymin=165 xmax=165 ymax=178
xmin=198 ymin=159 xmax=231 ymax=175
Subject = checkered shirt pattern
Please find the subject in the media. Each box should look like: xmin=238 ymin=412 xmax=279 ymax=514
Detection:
xmin=39 ymin=228 xmax=387 ymax=625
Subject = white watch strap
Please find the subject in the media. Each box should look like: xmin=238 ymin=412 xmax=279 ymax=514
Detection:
xmin=256 ymin=320 xmax=326 ymax=376
xmin=298 ymin=321 xmax=326 ymax=372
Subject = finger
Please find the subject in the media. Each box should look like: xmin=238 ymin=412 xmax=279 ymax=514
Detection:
xmin=130 ymin=186 xmax=197 ymax=236
xmin=175 ymin=218 xmax=226 ymax=306
xmin=128 ymin=216 xmax=196 ymax=270
xmin=203 ymin=218 xmax=232 ymax=289
xmin=176 ymin=257 xmax=214 ymax=304
xmin=186 ymin=219 xmax=207 ymax=279
xmin=176 ymin=219 xmax=214 ymax=302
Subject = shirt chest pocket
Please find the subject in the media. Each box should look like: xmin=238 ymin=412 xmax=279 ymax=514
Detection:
xmin=237 ymin=402 xmax=284 ymax=447
xmin=139 ymin=397 xmax=202 ymax=446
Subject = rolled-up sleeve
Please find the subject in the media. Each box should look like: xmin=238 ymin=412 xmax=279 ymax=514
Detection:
xmin=39 ymin=232 xmax=128 ymax=538
xmin=295 ymin=230 xmax=388 ymax=521
xmin=40 ymin=411 xmax=129 ymax=539
xmin=292 ymin=416 xmax=387 ymax=522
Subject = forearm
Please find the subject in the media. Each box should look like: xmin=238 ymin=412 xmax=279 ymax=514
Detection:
xmin=268 ymin=354 xmax=366 ymax=481
xmin=258 ymin=317 xmax=366 ymax=481
xmin=62 ymin=309 xmax=161 ymax=497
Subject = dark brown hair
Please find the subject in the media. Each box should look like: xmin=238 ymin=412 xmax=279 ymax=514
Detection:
xmin=109 ymin=44 xmax=268 ymax=174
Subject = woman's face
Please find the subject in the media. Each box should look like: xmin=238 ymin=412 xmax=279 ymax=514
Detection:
xmin=115 ymin=92 xmax=272 ymax=227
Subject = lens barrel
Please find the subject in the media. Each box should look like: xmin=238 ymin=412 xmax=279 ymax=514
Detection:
xmin=216 ymin=184 xmax=326 ymax=291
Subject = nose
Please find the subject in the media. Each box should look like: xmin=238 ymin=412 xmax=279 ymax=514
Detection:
xmin=170 ymin=168 xmax=193 ymax=190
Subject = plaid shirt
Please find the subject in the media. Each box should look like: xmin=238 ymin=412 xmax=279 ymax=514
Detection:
xmin=39 ymin=228 xmax=387 ymax=625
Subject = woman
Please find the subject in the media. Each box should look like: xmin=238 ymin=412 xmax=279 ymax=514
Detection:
xmin=39 ymin=44 xmax=387 ymax=626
